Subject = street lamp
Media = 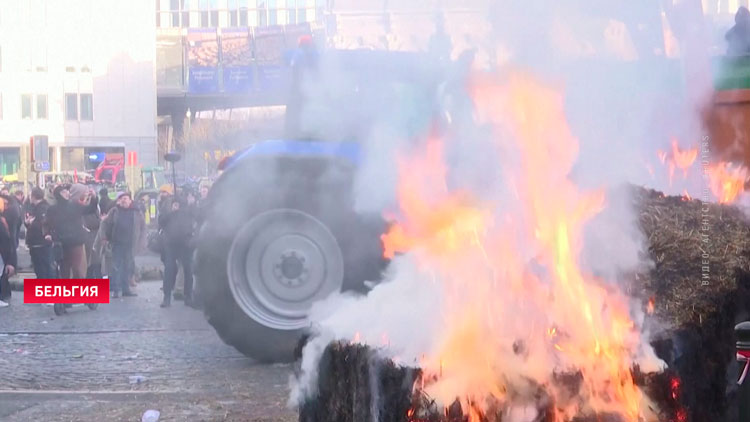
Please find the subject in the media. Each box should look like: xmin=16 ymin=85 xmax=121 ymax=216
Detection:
xmin=164 ymin=151 xmax=181 ymax=197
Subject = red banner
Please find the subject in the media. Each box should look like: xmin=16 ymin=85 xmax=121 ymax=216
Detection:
xmin=24 ymin=279 xmax=110 ymax=304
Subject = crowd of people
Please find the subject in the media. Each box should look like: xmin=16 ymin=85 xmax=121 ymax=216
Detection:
xmin=0 ymin=181 xmax=209 ymax=309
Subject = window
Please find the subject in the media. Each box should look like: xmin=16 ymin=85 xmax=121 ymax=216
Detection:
xmin=209 ymin=0 xmax=218 ymax=27
xmin=258 ymin=1 xmax=267 ymax=26
xmin=289 ymin=0 xmax=297 ymax=24
xmin=36 ymin=95 xmax=47 ymax=119
xmin=65 ymin=93 xmax=78 ymax=120
xmin=268 ymin=0 xmax=277 ymax=25
xmin=298 ymin=6 xmax=306 ymax=23
xmin=21 ymin=95 xmax=32 ymax=119
xmin=80 ymin=94 xmax=93 ymax=120
xmin=238 ymin=0 xmax=248 ymax=26
xmin=169 ymin=0 xmax=180 ymax=26
xmin=0 ymin=94 xmax=3 ymax=119
xmin=228 ymin=0 xmax=238 ymax=26
xmin=180 ymin=0 xmax=190 ymax=27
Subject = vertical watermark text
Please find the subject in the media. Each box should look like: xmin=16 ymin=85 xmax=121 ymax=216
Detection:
xmin=700 ymin=135 xmax=710 ymax=287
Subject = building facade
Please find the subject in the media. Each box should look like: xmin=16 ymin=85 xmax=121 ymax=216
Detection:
xmin=0 ymin=0 xmax=157 ymax=179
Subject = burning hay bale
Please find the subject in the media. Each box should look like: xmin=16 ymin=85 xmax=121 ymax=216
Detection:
xmin=297 ymin=187 xmax=750 ymax=422
xmin=631 ymin=186 xmax=750 ymax=422
xmin=298 ymin=342 xmax=418 ymax=422
xmin=632 ymin=186 xmax=750 ymax=325
xmin=297 ymin=342 xmax=684 ymax=422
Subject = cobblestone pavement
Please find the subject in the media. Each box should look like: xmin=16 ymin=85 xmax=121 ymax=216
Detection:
xmin=0 ymin=280 xmax=298 ymax=422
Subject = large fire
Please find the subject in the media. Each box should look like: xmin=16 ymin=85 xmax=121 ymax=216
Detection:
xmin=381 ymin=72 xmax=661 ymax=420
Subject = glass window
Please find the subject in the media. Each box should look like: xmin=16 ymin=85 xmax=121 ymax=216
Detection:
xmin=180 ymin=0 xmax=190 ymax=26
xmin=0 ymin=148 xmax=20 ymax=176
xmin=229 ymin=6 xmax=238 ymax=26
xmin=258 ymin=1 xmax=267 ymax=26
xmin=298 ymin=6 xmax=306 ymax=23
xmin=36 ymin=94 xmax=47 ymax=119
xmin=65 ymin=93 xmax=78 ymax=120
xmin=80 ymin=94 xmax=93 ymax=120
xmin=21 ymin=94 xmax=32 ymax=119
xmin=209 ymin=0 xmax=218 ymax=26
xmin=288 ymin=0 xmax=297 ymax=24
xmin=170 ymin=0 xmax=180 ymax=26
xmin=239 ymin=0 xmax=248 ymax=26
xmin=268 ymin=0 xmax=276 ymax=25
xmin=0 ymin=94 xmax=3 ymax=119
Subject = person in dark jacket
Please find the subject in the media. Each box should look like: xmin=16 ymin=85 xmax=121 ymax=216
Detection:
xmin=46 ymin=184 xmax=98 ymax=279
xmin=0 ymin=189 xmax=22 ymax=250
xmin=101 ymin=192 xmax=145 ymax=298
xmin=14 ymin=190 xmax=26 ymax=223
xmin=727 ymin=6 xmax=750 ymax=55
xmin=0 ymin=196 xmax=17 ymax=305
xmin=98 ymin=188 xmax=114 ymax=215
xmin=24 ymin=188 xmax=55 ymax=279
xmin=158 ymin=198 xmax=196 ymax=307
xmin=83 ymin=195 xmax=102 ymax=279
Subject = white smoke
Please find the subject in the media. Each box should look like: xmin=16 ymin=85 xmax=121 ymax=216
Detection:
xmin=290 ymin=0 xmax=720 ymax=415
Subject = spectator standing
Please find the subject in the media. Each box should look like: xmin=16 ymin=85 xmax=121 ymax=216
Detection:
xmin=101 ymin=192 xmax=145 ymax=298
xmin=46 ymin=184 xmax=98 ymax=279
xmin=158 ymin=198 xmax=196 ymax=308
xmin=24 ymin=188 xmax=55 ymax=279
xmin=0 ymin=197 xmax=17 ymax=307
xmin=727 ymin=6 xmax=750 ymax=55
xmin=83 ymin=193 xmax=102 ymax=278
xmin=98 ymin=188 xmax=114 ymax=215
xmin=0 ymin=188 xmax=22 ymax=249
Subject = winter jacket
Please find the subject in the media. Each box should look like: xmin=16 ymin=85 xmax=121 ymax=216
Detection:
xmin=46 ymin=193 xmax=99 ymax=247
xmin=25 ymin=200 xmax=51 ymax=248
xmin=99 ymin=195 xmax=114 ymax=216
xmin=0 ymin=216 xmax=17 ymax=268
xmin=1 ymin=195 xmax=22 ymax=246
xmin=101 ymin=205 xmax=146 ymax=255
xmin=158 ymin=207 xmax=196 ymax=246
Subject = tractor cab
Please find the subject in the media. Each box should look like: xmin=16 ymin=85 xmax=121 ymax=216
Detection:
xmin=94 ymin=153 xmax=125 ymax=185
xmin=137 ymin=166 xmax=167 ymax=228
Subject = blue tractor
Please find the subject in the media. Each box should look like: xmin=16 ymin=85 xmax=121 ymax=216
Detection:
xmin=195 ymin=49 xmax=450 ymax=362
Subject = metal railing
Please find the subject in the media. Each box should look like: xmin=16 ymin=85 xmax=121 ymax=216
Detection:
xmin=156 ymin=7 xmax=322 ymax=28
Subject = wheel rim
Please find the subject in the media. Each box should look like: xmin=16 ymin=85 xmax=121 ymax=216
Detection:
xmin=227 ymin=209 xmax=344 ymax=330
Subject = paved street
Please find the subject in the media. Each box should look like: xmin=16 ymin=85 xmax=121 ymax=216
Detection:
xmin=0 ymin=278 xmax=298 ymax=422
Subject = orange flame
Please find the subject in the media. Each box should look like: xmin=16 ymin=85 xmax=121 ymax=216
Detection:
xmin=671 ymin=138 xmax=697 ymax=174
xmin=657 ymin=139 xmax=698 ymax=187
xmin=647 ymin=297 xmax=655 ymax=315
xmin=707 ymin=162 xmax=749 ymax=204
xmin=382 ymin=72 xmax=654 ymax=420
